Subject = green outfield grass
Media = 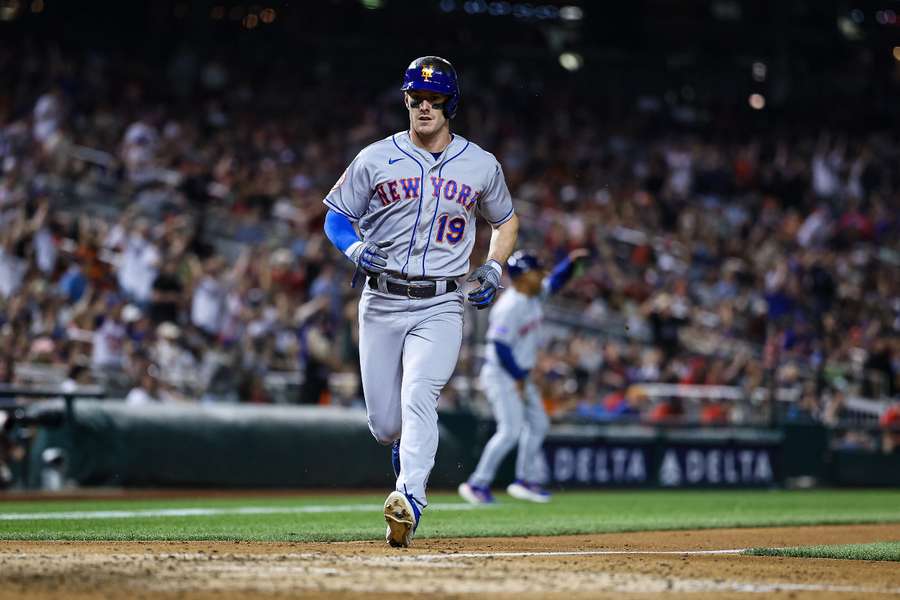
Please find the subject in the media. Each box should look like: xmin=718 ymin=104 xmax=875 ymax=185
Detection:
xmin=745 ymin=541 xmax=900 ymax=561
xmin=0 ymin=489 xmax=898 ymax=542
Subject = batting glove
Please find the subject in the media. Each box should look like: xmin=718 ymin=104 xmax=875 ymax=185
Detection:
xmin=349 ymin=240 xmax=392 ymax=287
xmin=466 ymin=259 xmax=503 ymax=309
xmin=351 ymin=240 xmax=391 ymax=274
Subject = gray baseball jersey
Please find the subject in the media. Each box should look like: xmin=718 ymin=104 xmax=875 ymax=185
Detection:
xmin=324 ymin=131 xmax=515 ymax=279
xmin=483 ymin=287 xmax=543 ymax=372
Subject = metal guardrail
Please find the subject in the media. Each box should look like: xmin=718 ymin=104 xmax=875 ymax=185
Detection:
xmin=0 ymin=384 xmax=107 ymax=423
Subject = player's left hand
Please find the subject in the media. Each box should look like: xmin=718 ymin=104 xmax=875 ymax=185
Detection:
xmin=466 ymin=260 xmax=503 ymax=309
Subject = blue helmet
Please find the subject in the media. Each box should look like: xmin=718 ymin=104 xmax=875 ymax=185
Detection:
xmin=507 ymin=250 xmax=543 ymax=279
xmin=401 ymin=56 xmax=460 ymax=119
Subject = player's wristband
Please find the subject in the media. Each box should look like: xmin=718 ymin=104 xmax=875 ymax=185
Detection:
xmin=344 ymin=241 xmax=364 ymax=261
xmin=487 ymin=259 xmax=503 ymax=277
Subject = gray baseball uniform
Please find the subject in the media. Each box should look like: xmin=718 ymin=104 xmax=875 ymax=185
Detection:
xmin=324 ymin=131 xmax=515 ymax=508
xmin=469 ymin=286 xmax=550 ymax=488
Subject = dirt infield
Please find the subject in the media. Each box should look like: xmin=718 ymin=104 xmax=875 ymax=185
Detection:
xmin=2 ymin=524 xmax=899 ymax=599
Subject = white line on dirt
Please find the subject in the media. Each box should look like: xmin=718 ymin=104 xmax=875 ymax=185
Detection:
xmin=0 ymin=502 xmax=482 ymax=521
xmin=409 ymin=548 xmax=747 ymax=560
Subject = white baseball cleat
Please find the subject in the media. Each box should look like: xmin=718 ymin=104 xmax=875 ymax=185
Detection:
xmin=383 ymin=490 xmax=420 ymax=548
xmin=458 ymin=481 xmax=496 ymax=505
xmin=506 ymin=479 xmax=551 ymax=503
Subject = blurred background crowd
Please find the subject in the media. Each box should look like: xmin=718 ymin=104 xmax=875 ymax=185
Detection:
xmin=1 ymin=1 xmax=898 ymax=459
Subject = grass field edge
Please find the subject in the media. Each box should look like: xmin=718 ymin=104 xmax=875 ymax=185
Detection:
xmin=3 ymin=515 xmax=900 ymax=543
xmin=743 ymin=541 xmax=900 ymax=562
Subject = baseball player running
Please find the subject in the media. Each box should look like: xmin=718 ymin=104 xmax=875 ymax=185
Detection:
xmin=322 ymin=57 xmax=518 ymax=547
xmin=459 ymin=249 xmax=587 ymax=504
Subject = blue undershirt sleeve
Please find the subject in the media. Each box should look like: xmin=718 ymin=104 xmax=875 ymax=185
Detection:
xmin=494 ymin=341 xmax=529 ymax=380
xmin=544 ymin=257 xmax=575 ymax=295
xmin=324 ymin=209 xmax=362 ymax=256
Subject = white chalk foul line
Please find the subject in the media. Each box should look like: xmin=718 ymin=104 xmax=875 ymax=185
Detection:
xmin=0 ymin=502 xmax=483 ymax=522
xmin=410 ymin=548 xmax=747 ymax=560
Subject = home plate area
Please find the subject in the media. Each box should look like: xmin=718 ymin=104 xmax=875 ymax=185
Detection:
xmin=2 ymin=524 xmax=899 ymax=600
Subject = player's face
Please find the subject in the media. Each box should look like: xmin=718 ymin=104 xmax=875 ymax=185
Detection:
xmin=406 ymin=91 xmax=449 ymax=137
xmin=517 ymin=270 xmax=544 ymax=296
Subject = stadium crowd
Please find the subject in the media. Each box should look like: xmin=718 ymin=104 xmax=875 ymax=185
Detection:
xmin=0 ymin=42 xmax=898 ymax=443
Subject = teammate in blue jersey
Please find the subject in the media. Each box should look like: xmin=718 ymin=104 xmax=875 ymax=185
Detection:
xmin=459 ymin=248 xmax=588 ymax=504
xmin=322 ymin=57 xmax=519 ymax=547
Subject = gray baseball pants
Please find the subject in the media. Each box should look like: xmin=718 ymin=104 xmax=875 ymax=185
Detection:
xmin=358 ymin=284 xmax=464 ymax=508
xmin=469 ymin=366 xmax=550 ymax=487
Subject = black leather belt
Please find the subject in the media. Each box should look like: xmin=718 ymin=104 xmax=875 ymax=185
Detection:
xmin=368 ymin=277 xmax=458 ymax=298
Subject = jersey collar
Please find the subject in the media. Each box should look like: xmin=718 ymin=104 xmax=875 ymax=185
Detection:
xmin=400 ymin=131 xmax=464 ymax=167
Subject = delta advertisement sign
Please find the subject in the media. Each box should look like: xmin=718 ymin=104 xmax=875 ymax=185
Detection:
xmin=542 ymin=443 xmax=779 ymax=488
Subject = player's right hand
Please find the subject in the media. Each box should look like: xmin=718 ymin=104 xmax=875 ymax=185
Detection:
xmin=466 ymin=260 xmax=503 ymax=309
xmin=352 ymin=240 xmax=392 ymax=275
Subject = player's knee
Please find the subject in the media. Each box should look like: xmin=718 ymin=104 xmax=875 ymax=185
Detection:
xmin=403 ymin=380 xmax=442 ymax=407
xmin=494 ymin=426 xmax=521 ymax=450
xmin=368 ymin=419 xmax=401 ymax=445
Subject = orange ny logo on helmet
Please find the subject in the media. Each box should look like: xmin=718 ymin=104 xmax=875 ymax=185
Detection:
xmin=421 ymin=65 xmax=434 ymax=82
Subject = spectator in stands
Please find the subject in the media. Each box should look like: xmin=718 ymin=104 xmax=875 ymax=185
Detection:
xmin=125 ymin=367 xmax=162 ymax=405
xmin=148 ymin=260 xmax=184 ymax=325
xmin=646 ymin=396 xmax=685 ymax=424
xmin=881 ymin=402 xmax=900 ymax=454
xmin=116 ymin=219 xmax=160 ymax=305
xmin=90 ymin=302 xmax=126 ymax=374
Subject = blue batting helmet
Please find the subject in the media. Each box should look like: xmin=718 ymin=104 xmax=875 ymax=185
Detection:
xmin=507 ymin=250 xmax=543 ymax=279
xmin=401 ymin=56 xmax=460 ymax=119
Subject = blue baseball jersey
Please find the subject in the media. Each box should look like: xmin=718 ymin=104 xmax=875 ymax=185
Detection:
xmin=323 ymin=131 xmax=515 ymax=279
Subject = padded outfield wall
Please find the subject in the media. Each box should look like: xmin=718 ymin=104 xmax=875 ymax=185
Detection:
xmin=21 ymin=401 xmax=898 ymax=489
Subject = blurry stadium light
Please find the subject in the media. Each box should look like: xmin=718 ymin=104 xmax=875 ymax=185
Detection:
xmin=242 ymin=13 xmax=259 ymax=28
xmin=837 ymin=17 xmax=863 ymax=40
xmin=534 ymin=5 xmax=556 ymax=19
xmin=440 ymin=0 xmax=455 ymax=12
xmin=751 ymin=61 xmax=767 ymax=82
xmin=559 ymin=52 xmax=583 ymax=71
xmin=894 ymin=46 xmax=900 ymax=61
xmin=210 ymin=5 xmax=225 ymax=20
xmin=0 ymin=0 xmax=21 ymax=21
xmin=874 ymin=10 xmax=895 ymax=25
xmin=560 ymin=6 xmax=583 ymax=21
xmin=488 ymin=2 xmax=512 ymax=16
xmin=361 ymin=0 xmax=383 ymax=8
xmin=850 ymin=8 xmax=864 ymax=23
xmin=748 ymin=93 xmax=765 ymax=110
xmin=30 ymin=0 xmax=42 ymax=14
xmin=710 ymin=0 xmax=741 ymax=21
xmin=260 ymin=7 xmax=276 ymax=23
xmin=464 ymin=0 xmax=487 ymax=14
